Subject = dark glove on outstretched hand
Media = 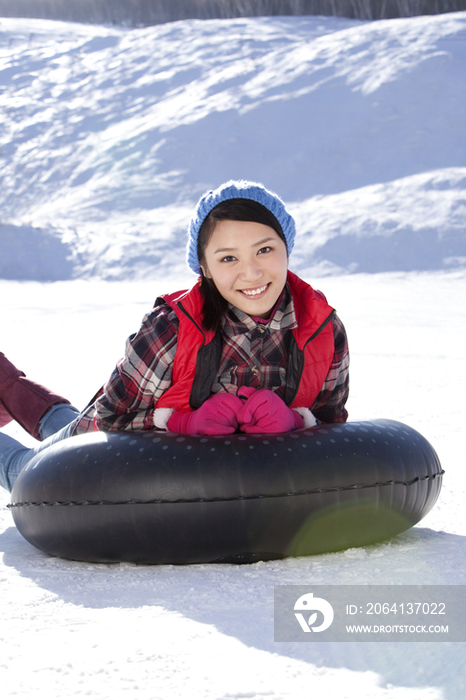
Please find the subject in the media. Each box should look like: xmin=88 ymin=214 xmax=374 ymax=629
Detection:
xmin=236 ymin=387 xmax=304 ymax=433
xmin=167 ymin=392 xmax=243 ymax=435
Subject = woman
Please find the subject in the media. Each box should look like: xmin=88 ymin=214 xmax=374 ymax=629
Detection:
xmin=0 ymin=180 xmax=349 ymax=492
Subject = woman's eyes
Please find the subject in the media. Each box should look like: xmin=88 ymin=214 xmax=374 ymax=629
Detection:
xmin=219 ymin=247 xmax=273 ymax=263
xmin=220 ymin=245 xmax=273 ymax=262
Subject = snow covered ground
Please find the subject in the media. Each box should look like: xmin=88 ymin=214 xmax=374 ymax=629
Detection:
xmin=1 ymin=10 xmax=466 ymax=699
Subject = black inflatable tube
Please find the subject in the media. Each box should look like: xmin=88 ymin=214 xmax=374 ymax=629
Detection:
xmin=8 ymin=419 xmax=443 ymax=564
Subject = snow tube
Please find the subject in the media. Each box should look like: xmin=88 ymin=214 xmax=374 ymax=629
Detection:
xmin=8 ymin=419 xmax=443 ymax=565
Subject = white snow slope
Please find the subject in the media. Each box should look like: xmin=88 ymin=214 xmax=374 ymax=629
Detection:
xmin=1 ymin=11 xmax=466 ymax=280
xmin=1 ymin=11 xmax=466 ymax=700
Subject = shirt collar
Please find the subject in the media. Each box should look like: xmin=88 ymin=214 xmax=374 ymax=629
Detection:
xmin=221 ymin=284 xmax=297 ymax=336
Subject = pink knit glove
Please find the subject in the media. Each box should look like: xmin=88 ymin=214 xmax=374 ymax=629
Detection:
xmin=237 ymin=388 xmax=304 ymax=433
xmin=167 ymin=393 xmax=243 ymax=435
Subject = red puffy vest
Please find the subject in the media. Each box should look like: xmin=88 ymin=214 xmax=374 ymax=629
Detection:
xmin=155 ymin=270 xmax=335 ymax=411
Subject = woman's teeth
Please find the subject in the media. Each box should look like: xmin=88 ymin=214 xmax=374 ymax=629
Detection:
xmin=241 ymin=285 xmax=268 ymax=296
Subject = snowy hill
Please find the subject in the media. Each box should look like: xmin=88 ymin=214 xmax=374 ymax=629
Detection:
xmin=1 ymin=12 xmax=465 ymax=280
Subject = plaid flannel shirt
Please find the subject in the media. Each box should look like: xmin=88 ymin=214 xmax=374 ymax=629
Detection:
xmin=71 ymin=285 xmax=349 ymax=435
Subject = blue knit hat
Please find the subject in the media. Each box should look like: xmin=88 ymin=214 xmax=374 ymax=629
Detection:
xmin=186 ymin=180 xmax=296 ymax=275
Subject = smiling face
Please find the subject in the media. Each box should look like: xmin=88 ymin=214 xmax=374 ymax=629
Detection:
xmin=200 ymin=219 xmax=288 ymax=319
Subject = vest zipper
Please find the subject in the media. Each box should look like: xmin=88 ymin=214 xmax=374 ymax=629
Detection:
xmin=177 ymin=301 xmax=205 ymax=339
xmin=286 ymin=308 xmax=336 ymax=406
xmin=303 ymin=309 xmax=336 ymax=349
xmin=177 ymin=301 xmax=208 ymax=409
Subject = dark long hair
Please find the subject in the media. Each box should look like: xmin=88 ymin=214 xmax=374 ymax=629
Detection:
xmin=197 ymin=199 xmax=288 ymax=331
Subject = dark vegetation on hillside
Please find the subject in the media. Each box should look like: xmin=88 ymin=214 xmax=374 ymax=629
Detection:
xmin=0 ymin=0 xmax=465 ymax=25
